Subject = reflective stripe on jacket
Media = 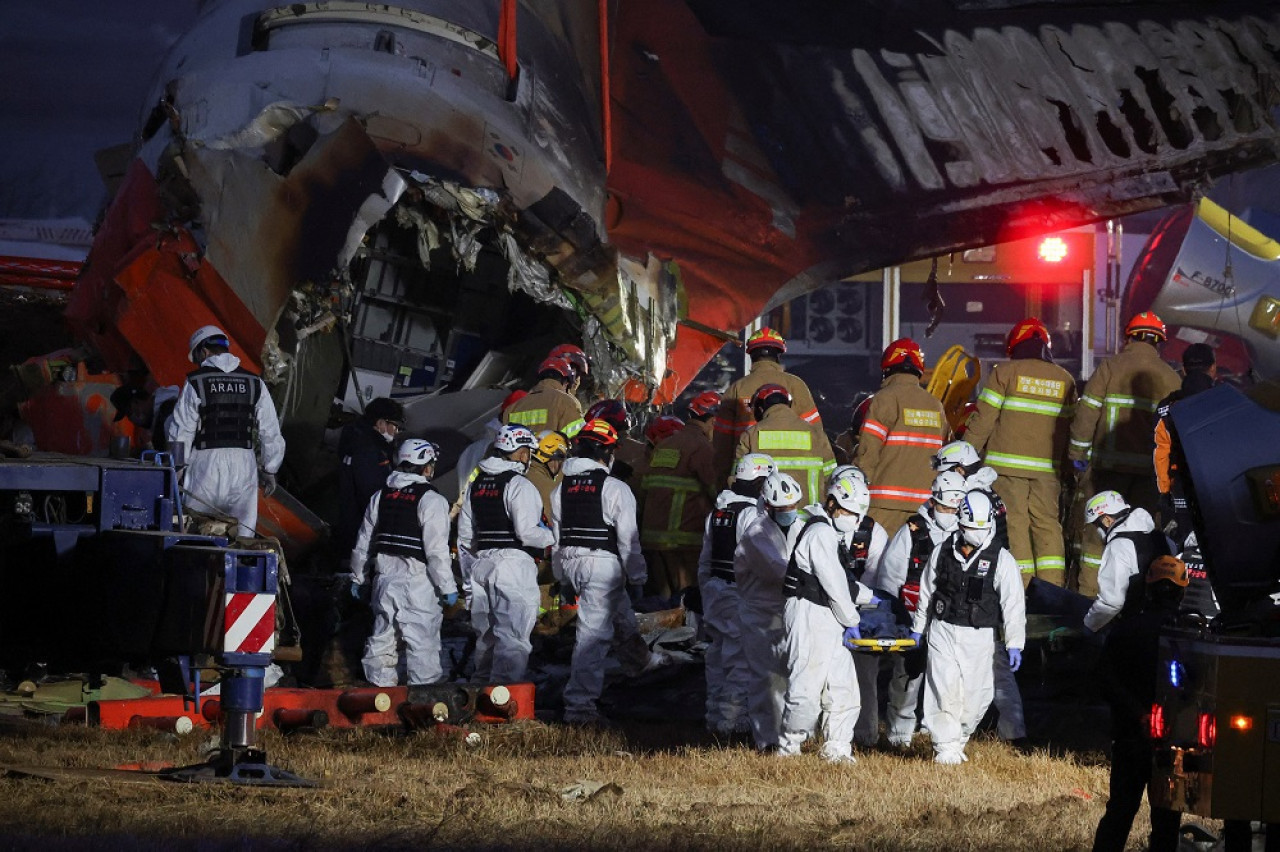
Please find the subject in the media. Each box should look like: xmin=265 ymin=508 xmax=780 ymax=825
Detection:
xmin=855 ymin=373 xmax=950 ymax=510
xmin=1068 ymin=341 xmax=1180 ymax=473
xmin=735 ymin=404 xmax=835 ymax=507
xmin=963 ymin=357 xmax=1077 ymax=479
xmin=640 ymin=420 xmax=716 ymax=549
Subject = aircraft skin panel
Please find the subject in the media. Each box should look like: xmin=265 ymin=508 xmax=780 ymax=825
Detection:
xmin=607 ymin=1 xmax=1280 ymax=381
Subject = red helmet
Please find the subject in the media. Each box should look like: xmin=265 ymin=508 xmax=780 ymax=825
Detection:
xmin=500 ymin=389 xmax=528 ymax=415
xmin=537 ymin=356 xmax=577 ymax=382
xmin=576 ymin=418 xmax=618 ymax=446
xmin=584 ymin=398 xmax=629 ymax=432
xmin=547 ymin=343 xmax=589 ymax=376
xmin=1006 ymin=318 xmax=1051 ymax=356
xmin=687 ymin=390 xmax=721 ymax=418
xmin=881 ymin=338 xmax=925 ymax=373
xmin=645 ymin=414 xmax=685 ymax=445
xmin=750 ymin=383 xmax=793 ymax=417
xmin=1125 ymin=311 xmax=1167 ymax=341
xmin=746 ymin=327 xmax=787 ymax=355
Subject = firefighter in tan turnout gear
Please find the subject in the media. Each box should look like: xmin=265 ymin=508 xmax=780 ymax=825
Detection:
xmin=963 ymin=318 xmax=1077 ymax=587
xmin=640 ymin=391 xmax=720 ymax=600
xmin=503 ymin=356 xmax=585 ymax=435
xmin=735 ymin=384 xmax=835 ymax=508
xmin=1068 ymin=312 xmax=1180 ymax=595
xmin=713 ymin=327 xmax=822 ymax=489
xmin=856 ymin=338 xmax=950 ymax=536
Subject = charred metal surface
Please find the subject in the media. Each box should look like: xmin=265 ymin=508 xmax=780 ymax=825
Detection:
xmin=690 ymin=2 xmax=1280 ymax=268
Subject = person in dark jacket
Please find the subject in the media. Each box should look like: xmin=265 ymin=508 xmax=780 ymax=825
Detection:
xmin=1092 ymin=554 xmax=1187 ymax=852
xmin=336 ymin=398 xmax=404 ymax=559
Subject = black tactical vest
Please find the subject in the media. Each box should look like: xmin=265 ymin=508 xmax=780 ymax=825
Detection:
xmin=931 ymin=536 xmax=1004 ymax=629
xmin=838 ymin=514 xmax=876 ymax=583
xmin=372 ymin=482 xmax=437 ymax=561
xmin=708 ymin=500 xmax=754 ymax=583
xmin=905 ymin=517 xmax=937 ymax=588
xmin=470 ymin=468 xmax=544 ymax=559
xmin=783 ymin=516 xmax=833 ymax=605
xmin=558 ymin=468 xmax=619 ymax=554
xmin=1116 ymin=526 xmax=1172 ymax=616
xmin=188 ymin=366 xmax=261 ymax=450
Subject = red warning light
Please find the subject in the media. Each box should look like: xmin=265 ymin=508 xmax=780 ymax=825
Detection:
xmin=1038 ymin=237 xmax=1069 ymax=263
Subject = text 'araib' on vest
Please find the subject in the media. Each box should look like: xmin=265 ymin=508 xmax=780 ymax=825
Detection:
xmin=207 ymin=379 xmax=248 ymax=394
xmin=902 ymin=409 xmax=941 ymax=428
xmin=1015 ymin=376 xmax=1065 ymax=399
xmin=566 ymin=480 xmax=600 ymax=494
xmin=759 ymin=430 xmax=811 ymax=451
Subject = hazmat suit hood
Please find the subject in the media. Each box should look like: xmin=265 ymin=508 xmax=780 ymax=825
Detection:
xmin=1104 ymin=506 xmax=1155 ymax=544
xmin=715 ymin=488 xmax=757 ymax=510
xmin=386 ymin=470 xmax=431 ymax=489
xmin=963 ymin=466 xmax=998 ymax=491
xmin=562 ymin=456 xmax=609 ymax=476
xmin=478 ymin=456 xmax=526 ymax=476
xmin=200 ymin=352 xmax=242 ymax=372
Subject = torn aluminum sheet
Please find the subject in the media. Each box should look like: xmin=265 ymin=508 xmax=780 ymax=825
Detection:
xmin=393 ymin=205 xmax=441 ymax=271
xmin=201 ymin=98 xmax=341 ymax=152
xmin=405 ymin=172 xmax=503 ymax=223
xmin=338 ymin=169 xmax=408 ymax=271
xmin=497 ymin=231 xmax=569 ymax=309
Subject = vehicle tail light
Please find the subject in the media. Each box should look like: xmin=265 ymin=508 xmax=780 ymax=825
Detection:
xmin=1197 ymin=712 xmax=1216 ymax=748
xmin=1230 ymin=714 xmax=1253 ymax=732
xmin=1150 ymin=703 xmax=1166 ymax=740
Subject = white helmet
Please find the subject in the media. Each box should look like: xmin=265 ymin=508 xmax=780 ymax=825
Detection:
xmin=1085 ymin=490 xmax=1130 ymax=524
xmin=933 ymin=440 xmax=981 ymax=472
xmin=930 ymin=471 xmax=968 ymax=509
xmin=494 ymin=424 xmax=537 ymax=454
xmin=735 ymin=452 xmax=777 ymax=482
xmin=957 ymin=490 xmax=994 ymax=529
xmin=188 ymin=325 xmax=229 ymax=362
xmin=828 ymin=464 xmax=867 ymax=488
xmin=397 ymin=438 xmax=439 ymax=467
xmin=827 ymin=474 xmax=870 ymax=517
xmin=762 ymin=472 xmax=803 ymax=508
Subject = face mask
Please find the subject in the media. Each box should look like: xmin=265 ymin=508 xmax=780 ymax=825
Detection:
xmin=774 ymin=509 xmax=798 ymax=528
xmin=961 ymin=527 xmax=987 ymax=547
xmin=1095 ymin=523 xmax=1109 ymax=540
xmin=382 ymin=430 xmax=395 ymax=443
xmin=833 ymin=513 xmax=861 ymax=533
xmin=935 ymin=510 xmax=959 ymax=531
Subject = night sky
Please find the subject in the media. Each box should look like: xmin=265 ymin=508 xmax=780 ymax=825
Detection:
xmin=0 ymin=1 xmax=200 ymax=220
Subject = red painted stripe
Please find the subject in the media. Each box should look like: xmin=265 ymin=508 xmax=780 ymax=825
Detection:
xmin=224 ymin=592 xmax=252 ymax=625
xmin=240 ymin=603 xmax=277 ymax=654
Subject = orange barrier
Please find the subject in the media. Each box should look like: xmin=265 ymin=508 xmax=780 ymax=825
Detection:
xmin=85 ymin=683 xmax=535 ymax=732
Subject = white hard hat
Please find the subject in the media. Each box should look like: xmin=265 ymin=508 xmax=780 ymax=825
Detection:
xmin=735 ymin=452 xmax=777 ymax=482
xmin=494 ymin=424 xmax=537 ymax=454
xmin=828 ymin=464 xmax=867 ymax=488
xmin=397 ymin=438 xmax=438 ymax=467
xmin=933 ymin=440 xmax=981 ymax=471
xmin=930 ymin=471 xmax=968 ymax=509
xmin=1085 ymin=490 xmax=1130 ymax=524
xmin=762 ymin=472 xmax=803 ymax=508
xmin=188 ymin=325 xmax=229 ymax=362
xmin=827 ymin=473 xmax=870 ymax=517
xmin=957 ymin=490 xmax=995 ymax=530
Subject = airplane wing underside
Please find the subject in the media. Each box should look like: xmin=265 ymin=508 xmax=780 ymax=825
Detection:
xmin=610 ymin=0 xmax=1280 ymax=387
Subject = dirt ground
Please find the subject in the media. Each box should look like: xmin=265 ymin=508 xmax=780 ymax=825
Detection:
xmin=0 ymin=715 xmax=1227 ymax=851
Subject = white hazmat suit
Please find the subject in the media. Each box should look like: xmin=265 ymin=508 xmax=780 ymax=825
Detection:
xmin=734 ymin=510 xmax=792 ymax=749
xmin=1083 ymin=508 xmax=1160 ymax=633
xmin=874 ymin=501 xmax=951 ymax=745
xmin=697 ymin=489 xmax=761 ymax=733
xmin=350 ymin=471 xmax=456 ymax=686
xmin=168 ymin=352 xmax=285 ymax=538
xmin=778 ymin=507 xmax=861 ymax=761
xmin=458 ymin=457 xmax=555 ymax=683
xmin=551 ymin=457 xmax=652 ymax=722
xmin=838 ymin=518 xmax=888 ymax=747
xmin=911 ymin=529 xmax=1025 ymax=762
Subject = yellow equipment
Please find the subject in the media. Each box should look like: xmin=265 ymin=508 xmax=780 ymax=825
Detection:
xmin=926 ymin=344 xmax=981 ymax=433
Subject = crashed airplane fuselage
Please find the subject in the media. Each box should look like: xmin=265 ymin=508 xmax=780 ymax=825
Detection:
xmin=46 ymin=1 xmax=1280 ymax=531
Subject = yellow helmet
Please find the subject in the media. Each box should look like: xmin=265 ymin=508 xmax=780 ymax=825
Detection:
xmin=534 ymin=430 xmax=569 ymax=463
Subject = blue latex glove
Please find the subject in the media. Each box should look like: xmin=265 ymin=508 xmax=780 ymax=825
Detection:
xmin=349 ymin=581 xmax=365 ymax=601
xmin=909 ymin=631 xmax=922 ymax=645
xmin=441 ymin=591 xmax=459 ymax=607
xmin=867 ymin=594 xmax=882 ymax=607
xmin=842 ymin=625 xmax=861 ymax=643
xmin=1071 ymin=459 xmax=1089 ymax=474
xmin=1007 ymin=648 xmax=1023 ymax=672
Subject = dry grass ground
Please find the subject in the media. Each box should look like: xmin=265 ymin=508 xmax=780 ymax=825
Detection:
xmin=0 ymin=718 xmax=1219 ymax=851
